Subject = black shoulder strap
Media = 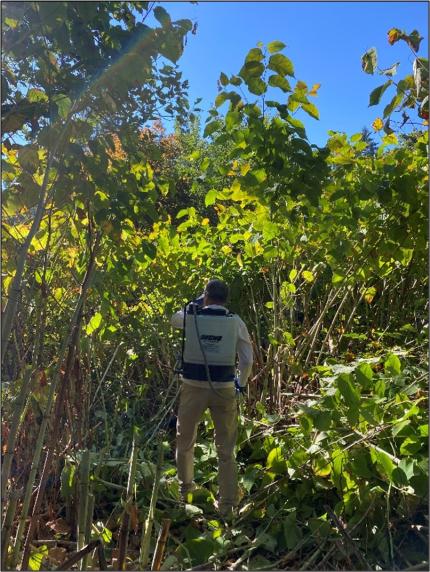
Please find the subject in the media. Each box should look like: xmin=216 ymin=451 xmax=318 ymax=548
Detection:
xmin=197 ymin=307 xmax=229 ymax=316
xmin=180 ymin=303 xmax=187 ymax=371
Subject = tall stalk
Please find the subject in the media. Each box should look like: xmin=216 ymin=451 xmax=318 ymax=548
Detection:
xmin=151 ymin=519 xmax=171 ymax=571
xmin=77 ymin=450 xmax=91 ymax=556
xmin=316 ymin=287 xmax=351 ymax=364
xmin=1 ymin=490 xmax=20 ymax=569
xmin=11 ymin=240 xmax=99 ymax=568
xmin=1 ymin=367 xmax=33 ymax=501
xmin=139 ymin=442 xmax=164 ymax=570
xmin=81 ymin=491 xmax=94 ymax=570
xmin=118 ymin=433 xmax=139 ymax=571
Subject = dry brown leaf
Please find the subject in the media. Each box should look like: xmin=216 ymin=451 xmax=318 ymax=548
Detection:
xmin=47 ymin=546 xmax=67 ymax=564
xmin=46 ymin=518 xmax=71 ymax=535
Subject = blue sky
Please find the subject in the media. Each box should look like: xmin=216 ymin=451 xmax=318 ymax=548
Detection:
xmin=155 ymin=1 xmax=428 ymax=146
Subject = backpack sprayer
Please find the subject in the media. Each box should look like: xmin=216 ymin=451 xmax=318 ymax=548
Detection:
xmin=176 ymin=296 xmax=242 ymax=400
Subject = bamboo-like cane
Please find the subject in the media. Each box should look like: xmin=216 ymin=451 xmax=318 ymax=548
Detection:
xmin=97 ymin=540 xmax=107 ymax=571
xmin=81 ymin=493 xmax=94 ymax=571
xmin=139 ymin=442 xmax=164 ymax=570
xmin=11 ymin=249 xmax=99 ymax=568
xmin=77 ymin=450 xmax=90 ymax=557
xmin=117 ymin=434 xmax=139 ymax=571
xmin=1 ymin=490 xmax=19 ymax=568
xmin=1 ymin=368 xmax=33 ymax=503
xmin=151 ymin=519 xmax=171 ymax=571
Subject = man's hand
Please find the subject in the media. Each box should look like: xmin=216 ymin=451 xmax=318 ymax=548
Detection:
xmin=235 ymin=379 xmax=246 ymax=396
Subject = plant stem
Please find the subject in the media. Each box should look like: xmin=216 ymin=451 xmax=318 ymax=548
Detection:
xmin=1 ymin=367 xmax=33 ymax=501
xmin=12 ymin=242 xmax=99 ymax=568
xmin=139 ymin=441 xmax=164 ymax=570
xmin=81 ymin=493 xmax=95 ymax=571
xmin=77 ymin=450 xmax=91 ymax=556
xmin=151 ymin=518 xmax=171 ymax=571
xmin=118 ymin=433 xmax=139 ymax=571
xmin=1 ymin=490 xmax=19 ymax=568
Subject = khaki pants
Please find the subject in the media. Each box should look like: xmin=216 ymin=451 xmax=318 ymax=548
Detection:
xmin=176 ymin=383 xmax=238 ymax=512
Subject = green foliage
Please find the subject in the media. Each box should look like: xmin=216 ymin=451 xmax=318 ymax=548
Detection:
xmin=362 ymin=27 xmax=428 ymax=127
xmin=1 ymin=19 xmax=428 ymax=572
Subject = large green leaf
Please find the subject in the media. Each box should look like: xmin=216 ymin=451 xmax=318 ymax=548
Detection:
xmin=267 ymin=40 xmax=286 ymax=54
xmin=313 ymin=410 xmax=332 ymax=431
xmin=283 ymin=512 xmax=302 ymax=550
xmin=225 ymin=110 xmax=241 ymax=130
xmin=355 ymin=363 xmax=373 ymax=389
xmin=336 ymin=373 xmax=360 ymax=407
xmin=239 ymin=61 xmax=265 ymax=81
xmin=247 ymin=77 xmax=267 ymax=95
xmin=384 ymin=354 xmax=401 ymax=376
xmin=184 ymin=536 xmax=215 ymax=565
xmin=219 ymin=72 xmax=229 ymax=86
xmin=302 ymin=102 xmax=319 ymax=120
xmin=17 ymin=146 xmax=39 ymax=173
xmin=242 ymin=466 xmax=259 ymax=493
xmin=154 ymin=5 xmax=171 ymax=26
xmin=204 ymin=120 xmax=222 ymax=136
xmin=53 ymin=94 xmax=72 ymax=119
xmin=245 ymin=47 xmax=264 ymax=63
xmin=205 ymin=189 xmax=218 ymax=206
xmin=383 ymin=92 xmax=403 ymax=118
xmin=368 ymin=80 xmax=392 ymax=106
xmin=29 ymin=545 xmax=48 ymax=571
xmin=362 ymin=47 xmax=377 ymax=74
xmin=287 ymin=115 xmax=306 ymax=138
xmin=268 ymin=53 xmax=294 ymax=77
xmin=86 ymin=312 xmax=102 ymax=335
xmin=370 ymin=447 xmax=395 ymax=480
xmin=268 ymin=74 xmax=291 ymax=92
xmin=266 ymin=446 xmax=287 ymax=473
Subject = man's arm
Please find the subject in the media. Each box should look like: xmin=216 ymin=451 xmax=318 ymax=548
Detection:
xmin=171 ymin=296 xmax=204 ymax=329
xmin=170 ymin=309 xmax=185 ymax=329
xmin=236 ymin=317 xmax=253 ymax=387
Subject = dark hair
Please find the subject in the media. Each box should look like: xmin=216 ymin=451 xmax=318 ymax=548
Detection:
xmin=204 ymin=279 xmax=229 ymax=304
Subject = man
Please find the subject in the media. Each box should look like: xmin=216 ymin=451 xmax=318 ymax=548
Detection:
xmin=170 ymin=279 xmax=253 ymax=518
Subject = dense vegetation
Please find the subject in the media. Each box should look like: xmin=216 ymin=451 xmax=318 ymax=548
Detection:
xmin=1 ymin=2 xmax=428 ymax=571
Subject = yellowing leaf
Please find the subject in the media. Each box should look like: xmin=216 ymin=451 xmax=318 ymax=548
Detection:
xmin=309 ymin=83 xmax=321 ymax=96
xmin=237 ymin=253 xmax=243 ymax=268
xmin=387 ymin=28 xmax=400 ymax=45
xmin=382 ymin=133 xmax=398 ymax=145
xmin=372 ymin=117 xmax=384 ymax=131
xmin=254 ymin=242 xmax=264 ymax=255
xmin=302 ymin=270 xmax=314 ymax=283
xmin=240 ymin=163 xmax=251 ymax=176
xmin=221 ymin=245 xmax=232 ymax=255
xmin=313 ymin=457 xmax=331 ymax=477
xmin=29 ymin=545 xmax=48 ymax=571
xmin=364 ymin=286 xmax=377 ymax=303
xmin=201 ymin=218 xmax=209 ymax=226
xmin=86 ymin=312 xmax=102 ymax=335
